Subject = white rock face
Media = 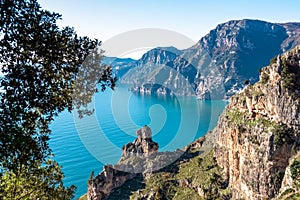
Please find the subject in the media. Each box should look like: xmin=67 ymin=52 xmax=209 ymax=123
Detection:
xmin=214 ymin=45 xmax=300 ymax=199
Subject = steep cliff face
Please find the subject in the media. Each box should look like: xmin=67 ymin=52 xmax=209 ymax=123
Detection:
xmin=214 ymin=45 xmax=300 ymax=199
xmin=120 ymin=19 xmax=300 ymax=99
xmin=120 ymin=47 xmax=197 ymax=96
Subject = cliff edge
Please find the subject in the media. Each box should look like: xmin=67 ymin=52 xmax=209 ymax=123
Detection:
xmin=214 ymin=45 xmax=300 ymax=199
xmin=85 ymin=46 xmax=300 ymax=200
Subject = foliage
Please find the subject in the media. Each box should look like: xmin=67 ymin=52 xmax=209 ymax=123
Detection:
xmin=131 ymin=150 xmax=230 ymax=200
xmin=176 ymin=150 xmax=228 ymax=199
xmin=226 ymin=109 xmax=297 ymax=147
xmin=273 ymin=124 xmax=294 ymax=147
xmin=281 ymin=57 xmax=300 ymax=99
xmin=0 ymin=159 xmax=76 ymax=200
xmin=226 ymin=109 xmax=273 ymax=128
xmin=261 ymin=72 xmax=269 ymax=84
xmin=273 ymin=171 xmax=285 ymax=192
xmin=0 ymin=0 xmax=116 ymax=199
xmin=291 ymin=159 xmax=300 ymax=188
xmin=280 ymin=188 xmax=296 ymax=197
xmin=226 ymin=109 xmax=246 ymax=126
xmin=278 ymin=188 xmax=300 ymax=200
xmin=270 ymin=56 xmax=278 ymax=65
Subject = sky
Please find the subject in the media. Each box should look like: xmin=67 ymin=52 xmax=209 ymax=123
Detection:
xmin=39 ymin=0 xmax=300 ymax=59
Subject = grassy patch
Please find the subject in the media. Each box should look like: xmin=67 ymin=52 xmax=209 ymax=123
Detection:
xmin=226 ymin=109 xmax=275 ymax=129
xmin=130 ymin=150 xmax=229 ymax=199
xmin=175 ymin=150 xmax=228 ymax=199
xmin=225 ymin=109 xmax=297 ymax=147
xmin=172 ymin=187 xmax=200 ymax=200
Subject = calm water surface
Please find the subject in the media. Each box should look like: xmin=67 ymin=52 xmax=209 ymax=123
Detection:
xmin=49 ymin=85 xmax=227 ymax=198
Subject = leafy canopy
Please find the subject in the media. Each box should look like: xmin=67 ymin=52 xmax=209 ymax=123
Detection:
xmin=0 ymin=0 xmax=116 ymax=199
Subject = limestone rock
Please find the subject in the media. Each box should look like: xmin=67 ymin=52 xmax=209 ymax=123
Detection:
xmin=87 ymin=165 xmax=136 ymax=200
xmin=87 ymin=126 xmax=159 ymax=200
xmin=122 ymin=125 xmax=158 ymax=157
xmin=214 ymin=45 xmax=300 ymax=199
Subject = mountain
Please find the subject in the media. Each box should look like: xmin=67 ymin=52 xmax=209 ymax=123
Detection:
xmin=120 ymin=19 xmax=300 ymax=99
xmin=83 ymin=45 xmax=300 ymax=200
xmin=102 ymin=57 xmax=137 ymax=78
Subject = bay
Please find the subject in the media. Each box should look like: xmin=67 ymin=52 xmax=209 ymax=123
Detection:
xmin=49 ymin=85 xmax=227 ymax=199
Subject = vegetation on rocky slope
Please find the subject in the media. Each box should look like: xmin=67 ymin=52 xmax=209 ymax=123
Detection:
xmin=214 ymin=45 xmax=300 ymax=199
xmin=86 ymin=46 xmax=300 ymax=200
xmin=128 ymin=149 xmax=229 ymax=200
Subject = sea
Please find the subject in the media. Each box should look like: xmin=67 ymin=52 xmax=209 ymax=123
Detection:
xmin=49 ymin=84 xmax=227 ymax=199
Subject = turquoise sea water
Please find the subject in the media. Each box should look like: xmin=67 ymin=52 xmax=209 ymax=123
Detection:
xmin=49 ymin=85 xmax=227 ymax=199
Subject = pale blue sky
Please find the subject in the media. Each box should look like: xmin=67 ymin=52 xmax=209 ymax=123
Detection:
xmin=39 ymin=0 xmax=300 ymax=58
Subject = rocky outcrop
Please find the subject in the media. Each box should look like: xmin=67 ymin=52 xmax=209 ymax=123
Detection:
xmin=122 ymin=125 xmax=158 ymax=157
xmin=87 ymin=126 xmax=159 ymax=200
xmin=87 ymin=46 xmax=300 ymax=200
xmin=214 ymin=45 xmax=300 ymax=199
xmin=87 ymin=165 xmax=136 ymax=200
xmin=120 ymin=19 xmax=300 ymax=99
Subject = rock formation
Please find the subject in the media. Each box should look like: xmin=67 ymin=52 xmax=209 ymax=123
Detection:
xmin=86 ymin=46 xmax=300 ymax=200
xmin=122 ymin=125 xmax=158 ymax=157
xmin=87 ymin=165 xmax=136 ymax=200
xmin=87 ymin=126 xmax=159 ymax=200
xmin=119 ymin=19 xmax=300 ymax=99
xmin=214 ymin=45 xmax=300 ymax=199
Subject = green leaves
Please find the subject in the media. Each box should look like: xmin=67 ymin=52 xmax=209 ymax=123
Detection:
xmin=0 ymin=0 xmax=116 ymax=199
xmin=0 ymin=159 xmax=76 ymax=200
xmin=290 ymin=159 xmax=300 ymax=188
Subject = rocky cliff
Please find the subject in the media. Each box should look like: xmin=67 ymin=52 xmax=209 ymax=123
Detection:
xmin=85 ymin=46 xmax=300 ymax=200
xmin=214 ymin=45 xmax=300 ymax=199
xmin=86 ymin=126 xmax=185 ymax=200
xmin=87 ymin=126 xmax=158 ymax=200
xmin=120 ymin=19 xmax=300 ymax=99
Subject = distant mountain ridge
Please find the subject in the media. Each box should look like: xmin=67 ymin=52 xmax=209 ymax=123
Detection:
xmin=103 ymin=57 xmax=137 ymax=78
xmin=113 ymin=19 xmax=300 ymax=99
xmin=82 ymin=44 xmax=300 ymax=200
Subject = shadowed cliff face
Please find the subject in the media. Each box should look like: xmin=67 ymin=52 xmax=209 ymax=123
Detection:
xmin=119 ymin=19 xmax=300 ymax=100
xmin=214 ymin=45 xmax=300 ymax=199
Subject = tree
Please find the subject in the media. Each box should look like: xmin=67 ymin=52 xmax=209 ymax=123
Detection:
xmin=0 ymin=0 xmax=116 ymax=199
xmin=0 ymin=159 xmax=76 ymax=199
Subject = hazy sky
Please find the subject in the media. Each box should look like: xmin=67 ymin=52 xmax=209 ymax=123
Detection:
xmin=39 ymin=0 xmax=300 ymax=58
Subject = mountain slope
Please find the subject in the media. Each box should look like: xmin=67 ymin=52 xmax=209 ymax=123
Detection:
xmin=131 ymin=45 xmax=300 ymax=200
xmin=120 ymin=19 xmax=300 ymax=99
xmin=214 ymin=45 xmax=300 ymax=199
xmin=102 ymin=57 xmax=137 ymax=78
xmin=83 ymin=45 xmax=300 ymax=200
